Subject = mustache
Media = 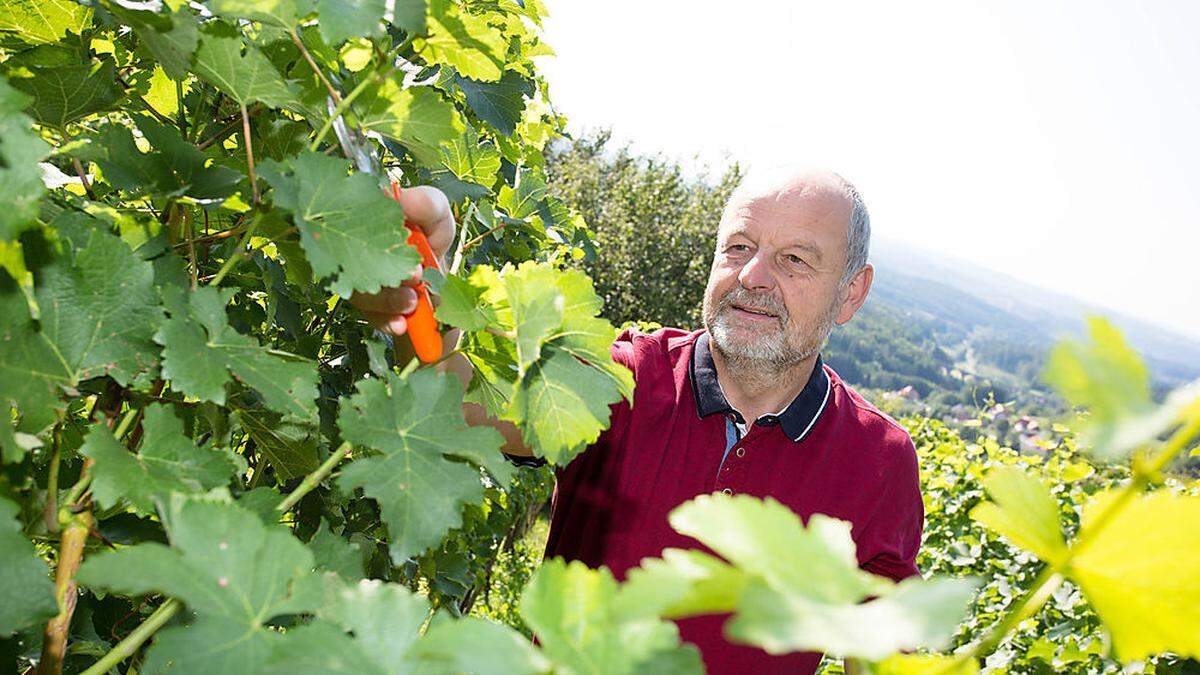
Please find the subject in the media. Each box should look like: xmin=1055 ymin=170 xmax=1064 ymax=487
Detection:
xmin=716 ymin=287 xmax=788 ymax=322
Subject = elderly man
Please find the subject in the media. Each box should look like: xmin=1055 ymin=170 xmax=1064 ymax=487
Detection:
xmin=352 ymin=169 xmax=923 ymax=675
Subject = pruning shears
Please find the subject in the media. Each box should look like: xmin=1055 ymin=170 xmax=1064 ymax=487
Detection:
xmin=329 ymin=99 xmax=444 ymax=363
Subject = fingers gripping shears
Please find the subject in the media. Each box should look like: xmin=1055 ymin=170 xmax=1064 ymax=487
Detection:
xmin=329 ymin=98 xmax=443 ymax=363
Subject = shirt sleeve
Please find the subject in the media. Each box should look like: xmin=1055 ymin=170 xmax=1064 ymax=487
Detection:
xmin=858 ymin=434 xmax=924 ymax=582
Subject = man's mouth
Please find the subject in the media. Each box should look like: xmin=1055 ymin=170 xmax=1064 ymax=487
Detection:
xmin=729 ymin=304 xmax=779 ymax=319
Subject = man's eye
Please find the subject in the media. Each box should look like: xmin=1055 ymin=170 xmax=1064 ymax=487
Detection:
xmin=727 ymin=244 xmax=750 ymax=253
xmin=784 ymin=254 xmax=806 ymax=266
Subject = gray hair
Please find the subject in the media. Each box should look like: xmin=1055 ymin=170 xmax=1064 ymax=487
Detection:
xmin=837 ymin=175 xmax=871 ymax=288
xmin=723 ymin=167 xmax=871 ymax=288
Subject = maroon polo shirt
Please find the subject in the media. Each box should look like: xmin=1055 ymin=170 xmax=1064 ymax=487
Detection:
xmin=538 ymin=327 xmax=924 ymax=675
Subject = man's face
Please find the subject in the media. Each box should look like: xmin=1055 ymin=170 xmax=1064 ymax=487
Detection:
xmin=702 ymin=176 xmax=854 ymax=368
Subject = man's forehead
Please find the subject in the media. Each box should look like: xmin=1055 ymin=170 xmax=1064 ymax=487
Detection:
xmin=720 ymin=174 xmax=852 ymax=240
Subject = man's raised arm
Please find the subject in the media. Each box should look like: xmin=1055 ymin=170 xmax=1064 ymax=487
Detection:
xmin=346 ymin=185 xmax=536 ymax=458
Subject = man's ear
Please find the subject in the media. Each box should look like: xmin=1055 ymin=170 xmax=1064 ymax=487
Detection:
xmin=834 ymin=263 xmax=873 ymax=325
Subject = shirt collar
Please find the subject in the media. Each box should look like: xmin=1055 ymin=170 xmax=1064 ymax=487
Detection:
xmin=689 ymin=331 xmax=831 ymax=442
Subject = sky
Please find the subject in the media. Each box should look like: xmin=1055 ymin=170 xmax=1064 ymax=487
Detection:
xmin=537 ymin=0 xmax=1200 ymax=340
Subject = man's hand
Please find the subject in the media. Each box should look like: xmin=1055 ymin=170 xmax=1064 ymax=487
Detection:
xmin=348 ymin=185 xmax=455 ymax=336
xmin=347 ymin=184 xmax=533 ymax=457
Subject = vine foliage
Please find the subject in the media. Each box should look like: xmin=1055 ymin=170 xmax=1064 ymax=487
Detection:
xmin=1 ymin=2 xmax=1198 ymax=674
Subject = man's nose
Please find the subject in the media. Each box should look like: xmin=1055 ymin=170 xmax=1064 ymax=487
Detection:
xmin=737 ymin=251 xmax=775 ymax=291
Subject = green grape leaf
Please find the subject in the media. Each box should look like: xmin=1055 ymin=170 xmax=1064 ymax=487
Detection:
xmin=504 ymin=263 xmax=564 ymax=374
xmin=0 ymin=287 xmax=59 ymax=433
xmin=76 ymin=116 xmax=241 ymax=202
xmin=451 ymin=262 xmax=632 ymax=464
xmin=0 ymin=76 xmax=48 ymax=241
xmin=412 ymin=615 xmax=549 ymax=675
xmin=623 ymin=548 xmax=746 ymax=619
xmin=0 ymin=496 xmax=55 ymax=635
xmin=462 ymin=330 xmax=519 ymax=415
xmin=0 ymin=231 xmax=162 ymax=433
xmin=874 ymin=654 xmax=980 ymax=675
xmin=497 ymin=167 xmax=547 ymax=219
xmin=1069 ymin=490 xmax=1200 ymax=661
xmin=263 ymin=620 xmax=386 ymax=674
xmin=155 ymin=286 xmax=318 ymax=420
xmin=521 ymin=557 xmax=700 ymax=675
xmin=321 ymin=578 xmax=430 ymax=665
xmin=207 ymin=0 xmax=313 ymax=27
xmin=336 ymin=369 xmax=506 ymax=562
xmin=259 ymin=151 xmax=422 ymax=298
xmin=76 ymin=497 xmax=322 ymax=675
xmin=1042 ymin=317 xmax=1200 ymax=459
xmin=234 ymin=407 xmax=320 ymax=479
xmin=419 ymin=0 xmax=505 ymax=82
xmin=429 ymin=266 xmax=499 ymax=331
xmin=969 ymin=466 xmax=1067 ymax=564
xmin=9 ymin=60 xmax=121 ymax=127
xmin=391 ymin=0 xmax=427 ymax=32
xmin=438 ymin=123 xmax=501 ymax=186
xmin=0 ymin=0 xmax=93 ymax=45
xmin=80 ymin=404 xmax=242 ymax=513
xmin=455 ymin=72 xmax=532 ymax=136
xmin=730 ymin=574 xmax=979 ymax=660
xmin=113 ymin=5 xmax=199 ymax=81
xmin=668 ymin=494 xmax=977 ymax=660
xmin=317 ymin=0 xmax=385 ymax=44
xmin=193 ymin=33 xmax=300 ymax=108
xmin=505 ymin=349 xmax=622 ymax=464
xmin=266 ymin=577 xmax=544 ymax=674
xmin=356 ymin=78 xmax=465 ymax=154
xmin=308 ymin=521 xmax=365 ymax=580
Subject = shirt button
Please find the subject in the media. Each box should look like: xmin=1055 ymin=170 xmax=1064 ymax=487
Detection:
xmin=735 ymin=447 xmax=745 ymax=458
xmin=721 ymin=488 xmax=733 ymax=496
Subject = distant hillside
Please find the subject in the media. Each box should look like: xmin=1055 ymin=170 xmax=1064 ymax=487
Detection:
xmin=867 ymin=238 xmax=1200 ymax=392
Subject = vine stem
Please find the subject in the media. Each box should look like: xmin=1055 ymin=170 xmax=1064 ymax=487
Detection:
xmin=43 ymin=423 xmax=63 ymax=532
xmin=307 ymin=36 xmax=414 ymax=153
xmin=60 ymin=127 xmax=97 ymax=201
xmin=240 ymin=103 xmax=259 ymax=204
xmin=290 ymin=28 xmax=341 ymax=104
xmin=276 ymin=441 xmax=353 ymax=514
xmin=79 ymin=599 xmax=181 ymax=675
xmin=38 ymin=510 xmax=92 ymax=675
xmin=942 ymin=412 xmax=1200 ymax=671
xmin=207 ymin=214 xmax=262 ymax=287
xmin=462 ymin=219 xmax=511 ymax=251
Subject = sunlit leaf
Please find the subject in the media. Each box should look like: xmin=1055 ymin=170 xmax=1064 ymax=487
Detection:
xmin=0 ymin=0 xmax=93 ymax=45
xmin=521 ymin=558 xmax=702 ymax=675
xmin=418 ymin=0 xmax=505 ymax=82
xmin=668 ymin=494 xmax=977 ymax=660
xmin=1043 ymin=317 xmax=1200 ymax=459
xmin=1069 ymin=490 xmax=1200 ymax=661
xmin=969 ymin=466 xmax=1067 ymax=564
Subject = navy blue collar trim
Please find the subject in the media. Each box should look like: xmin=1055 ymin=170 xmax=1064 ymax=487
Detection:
xmin=689 ymin=331 xmax=831 ymax=442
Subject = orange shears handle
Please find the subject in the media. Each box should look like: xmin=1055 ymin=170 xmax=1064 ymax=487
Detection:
xmin=388 ymin=180 xmax=443 ymax=363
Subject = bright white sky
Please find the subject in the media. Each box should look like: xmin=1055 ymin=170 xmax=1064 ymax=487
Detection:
xmin=538 ymin=0 xmax=1200 ymax=340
